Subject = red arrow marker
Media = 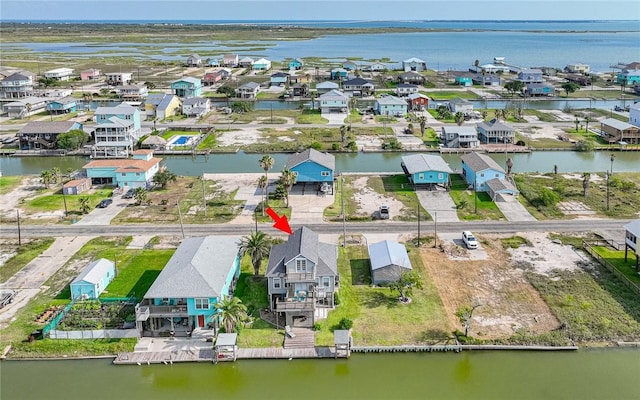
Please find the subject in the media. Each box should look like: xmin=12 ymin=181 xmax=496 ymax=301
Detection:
xmin=265 ymin=207 xmax=292 ymax=234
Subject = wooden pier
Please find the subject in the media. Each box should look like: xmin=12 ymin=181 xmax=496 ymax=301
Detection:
xmin=113 ymin=349 xmax=213 ymax=365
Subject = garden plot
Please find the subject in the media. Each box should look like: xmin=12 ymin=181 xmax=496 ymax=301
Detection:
xmin=55 ymin=300 xmax=136 ymax=331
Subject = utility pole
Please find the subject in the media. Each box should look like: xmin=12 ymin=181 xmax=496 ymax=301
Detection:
xmin=201 ymin=172 xmax=207 ymax=216
xmin=341 ymin=174 xmax=346 ymax=248
xmin=417 ymin=199 xmax=421 ymax=247
xmin=16 ymin=210 xmax=21 ymax=247
xmin=474 ymin=177 xmax=478 ymax=214
xmin=177 ymin=199 xmax=185 ymax=238
xmin=433 ymin=211 xmax=438 ymax=248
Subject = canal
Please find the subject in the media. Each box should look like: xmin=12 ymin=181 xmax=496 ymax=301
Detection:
xmin=1 ymin=349 xmax=638 ymax=400
xmin=1 ymin=151 xmax=638 ymax=177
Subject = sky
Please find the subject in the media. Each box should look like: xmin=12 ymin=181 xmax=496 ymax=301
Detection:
xmin=1 ymin=0 xmax=639 ymax=21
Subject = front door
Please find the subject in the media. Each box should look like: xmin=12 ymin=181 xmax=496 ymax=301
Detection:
xmin=197 ymin=315 xmax=205 ymax=328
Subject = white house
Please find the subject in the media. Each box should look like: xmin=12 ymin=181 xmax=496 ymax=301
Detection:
xmin=44 ymin=67 xmax=74 ymax=81
xmin=624 ymin=219 xmax=640 ymax=269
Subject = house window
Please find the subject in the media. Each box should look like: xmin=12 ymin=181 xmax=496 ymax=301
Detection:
xmin=321 ymin=171 xmax=330 ymax=177
xmin=418 ymin=173 xmax=424 ymax=180
xmin=274 ymin=278 xmax=281 ymax=289
xmin=296 ymin=258 xmax=307 ymax=272
xmin=121 ymin=173 xmax=126 ymax=177
xmin=438 ymin=173 xmax=444 ymax=179
xmin=194 ymin=298 xmax=209 ymax=310
xmin=323 ymin=277 xmax=330 ymax=287
xmin=480 ymin=173 xmax=485 ymax=177
xmin=136 ymin=173 xmax=141 ymax=176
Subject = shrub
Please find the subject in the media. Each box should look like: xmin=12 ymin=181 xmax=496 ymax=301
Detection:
xmin=337 ymin=317 xmax=353 ymax=330
xmin=334 ymin=292 xmax=340 ymax=306
xmin=574 ymin=140 xmax=594 ymax=152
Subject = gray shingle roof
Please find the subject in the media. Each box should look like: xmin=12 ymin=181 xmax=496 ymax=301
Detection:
xmin=376 ymin=95 xmax=407 ymax=106
xmin=18 ymin=121 xmax=78 ymax=134
xmin=238 ymin=82 xmax=260 ymax=90
xmin=461 ymin=152 xmax=505 ymax=174
xmin=601 ymin=118 xmax=635 ymax=131
xmin=144 ymin=236 xmax=240 ymax=299
xmin=319 ymin=89 xmax=348 ymax=101
xmin=401 ymin=154 xmax=453 ymax=174
xmin=2 ymin=72 xmax=31 ymax=82
xmin=285 ymin=148 xmax=335 ymax=171
xmin=266 ymin=227 xmax=338 ymax=277
xmin=477 ymin=118 xmax=514 ymax=133
xmin=368 ymin=240 xmax=412 ymax=271
xmin=485 ymin=178 xmax=518 ymax=193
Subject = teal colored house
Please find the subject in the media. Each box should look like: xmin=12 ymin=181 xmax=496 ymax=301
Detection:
xmin=375 ymin=95 xmax=408 ymax=116
xmin=46 ymin=97 xmax=77 ymax=114
xmin=286 ymin=148 xmax=335 ymax=193
xmin=617 ymin=69 xmax=640 ymax=85
xmin=83 ymin=150 xmax=161 ymax=188
xmin=454 ymin=75 xmax=473 ymax=87
xmin=171 ymin=77 xmax=203 ymax=98
xmin=289 ymin=58 xmax=304 ymax=70
xmin=136 ymin=236 xmax=242 ymax=337
xmin=401 ymin=154 xmax=453 ymax=188
xmin=525 ymin=83 xmax=554 ymax=97
xmin=70 ymin=258 xmax=116 ymax=300
xmin=460 ymin=152 xmax=505 ymax=192
xmin=95 ymin=102 xmax=141 ymax=133
xmin=331 ymin=68 xmax=349 ymax=80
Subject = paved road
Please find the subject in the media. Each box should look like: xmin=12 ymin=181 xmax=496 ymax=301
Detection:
xmin=1 ymin=218 xmax=631 ymax=239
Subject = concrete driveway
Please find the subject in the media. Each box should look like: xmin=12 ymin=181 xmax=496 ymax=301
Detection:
xmin=495 ymin=195 xmax=536 ymax=222
xmin=322 ymin=112 xmax=347 ymax=125
xmin=288 ymin=185 xmax=335 ymax=225
xmin=416 ymin=190 xmax=460 ymax=222
xmin=74 ymin=194 xmax=134 ymax=225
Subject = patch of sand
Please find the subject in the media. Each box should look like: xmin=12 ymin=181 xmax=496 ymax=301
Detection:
xmin=216 ymin=128 xmax=262 ymax=146
xmin=519 ymin=124 xmax=566 ymax=141
xmin=507 ymin=232 xmax=586 ymax=276
xmin=351 ymin=176 xmax=405 ymax=219
xmin=0 ymin=176 xmax=65 ymax=219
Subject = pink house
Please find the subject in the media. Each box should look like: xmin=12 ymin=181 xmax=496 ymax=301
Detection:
xmin=81 ymin=69 xmax=101 ymax=81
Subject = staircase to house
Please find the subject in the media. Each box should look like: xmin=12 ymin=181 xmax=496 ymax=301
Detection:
xmin=283 ymin=328 xmax=316 ymax=349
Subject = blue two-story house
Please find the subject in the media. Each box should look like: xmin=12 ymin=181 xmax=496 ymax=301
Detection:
xmin=401 ymin=154 xmax=453 ymax=188
xmin=318 ymin=89 xmax=348 ymax=114
xmin=460 ymin=152 xmax=505 ymax=191
xmin=46 ymin=97 xmax=77 ymax=114
xmin=171 ymin=76 xmax=203 ymax=98
xmin=517 ymin=68 xmax=544 ymax=84
xmin=136 ymin=236 xmax=242 ymax=337
xmin=331 ymin=68 xmax=349 ymax=80
xmin=375 ymin=95 xmax=408 ymax=116
xmin=285 ymin=148 xmax=335 ymax=194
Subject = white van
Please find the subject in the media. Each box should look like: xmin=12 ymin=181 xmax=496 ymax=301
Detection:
xmin=462 ymin=231 xmax=478 ymax=249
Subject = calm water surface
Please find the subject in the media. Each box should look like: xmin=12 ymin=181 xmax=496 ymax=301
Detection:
xmin=1 ymin=349 xmax=638 ymax=400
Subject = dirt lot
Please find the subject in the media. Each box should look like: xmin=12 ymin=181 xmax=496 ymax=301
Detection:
xmin=420 ymin=232 xmax=565 ymax=339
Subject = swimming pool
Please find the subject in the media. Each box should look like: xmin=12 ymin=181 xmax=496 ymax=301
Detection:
xmin=167 ymin=135 xmax=197 ymax=148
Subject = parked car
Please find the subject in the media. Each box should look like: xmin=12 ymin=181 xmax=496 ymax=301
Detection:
xmin=97 ymin=198 xmax=113 ymax=208
xmin=122 ymin=188 xmax=135 ymax=199
xmin=462 ymin=231 xmax=478 ymax=249
xmin=379 ymin=205 xmax=390 ymax=219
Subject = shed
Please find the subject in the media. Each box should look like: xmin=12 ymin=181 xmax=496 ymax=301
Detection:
xmin=70 ymin=258 xmax=116 ymax=300
xmin=63 ymin=178 xmax=92 ymax=195
xmin=368 ymin=240 xmax=412 ymax=285
xmin=214 ymin=332 xmax=238 ymax=362
xmin=485 ymin=178 xmax=519 ymax=201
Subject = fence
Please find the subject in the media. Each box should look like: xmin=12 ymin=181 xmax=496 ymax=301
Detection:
xmin=583 ymin=240 xmax=640 ymax=296
xmin=49 ymin=328 xmax=138 ymax=340
xmin=42 ymin=298 xmax=138 ymax=337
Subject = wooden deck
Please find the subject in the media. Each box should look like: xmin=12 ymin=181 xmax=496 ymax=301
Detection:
xmin=237 ymin=346 xmax=335 ymax=359
xmin=113 ymin=349 xmax=214 ymax=365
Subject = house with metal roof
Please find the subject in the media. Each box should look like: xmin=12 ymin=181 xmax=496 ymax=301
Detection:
xmin=223 ymin=54 xmax=239 ymax=67
xmin=407 ymin=92 xmax=430 ymax=110
xmin=448 ymin=97 xmax=474 ymax=113
xmin=45 ymin=97 xmax=78 ymax=114
xmin=460 ymin=152 xmax=506 ymax=192
xmin=342 ymin=77 xmax=375 ymax=96
xmin=94 ymin=102 xmax=142 ymax=158
xmin=441 ymin=125 xmax=479 ymax=148
xmin=2 ymin=97 xmax=48 ymax=118
xmin=135 ymin=236 xmax=242 ymax=337
xmin=398 ymin=71 xmax=425 ymax=84
xmin=80 ymin=68 xmax=101 ymax=81
xmin=517 ymin=68 xmax=544 ymax=84
xmin=600 ymin=118 xmax=640 ymax=144
xmin=395 ymin=83 xmax=418 ymax=97
xmin=401 ymin=154 xmax=453 ymax=187
xmin=235 ymin=82 xmax=261 ymax=99
xmin=270 ymin=72 xmax=290 ymax=86
xmin=171 ymin=76 xmax=202 ymax=98
xmin=477 ymin=118 xmax=515 ymax=144
xmin=624 ymin=219 xmax=640 ymax=269
xmin=616 ymin=69 xmax=640 ymax=85
xmin=473 ymin=74 xmax=501 ymax=86
xmin=285 ymin=148 xmax=335 ymax=193
xmin=182 ymin=97 xmax=211 ymax=118
xmin=330 ymin=68 xmax=349 ymax=80
xmin=525 ymin=83 xmax=555 ymax=97
xmin=186 ymin=54 xmax=202 ymax=67
xmin=70 ymin=259 xmax=116 ymax=300
xmin=318 ymin=89 xmax=348 ymax=113
xmin=368 ymin=240 xmax=412 ymax=285
xmin=253 ymin=58 xmax=272 ymax=71
xmin=316 ymin=81 xmax=339 ymax=94
xmin=18 ymin=121 xmax=83 ymax=150
xmin=44 ymin=67 xmax=74 ymax=81
xmin=266 ymin=227 xmax=338 ymax=328
xmin=403 ymin=57 xmax=427 ymax=72
xmin=375 ymin=95 xmax=408 ymax=116
xmin=105 ymin=72 xmax=133 ymax=86
xmin=288 ymin=58 xmax=304 ymax=70
xmin=116 ymin=84 xmax=149 ymax=101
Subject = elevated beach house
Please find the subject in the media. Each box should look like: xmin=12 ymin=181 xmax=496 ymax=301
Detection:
xmin=624 ymin=219 xmax=640 ymax=269
xmin=93 ymin=102 xmax=141 ymax=158
xmin=182 ymin=97 xmax=211 ymax=118
xmin=403 ymin=57 xmax=427 ymax=72
xmin=44 ymin=67 xmax=74 ymax=81
xmin=319 ymin=89 xmax=348 ymax=114
xmin=599 ymin=118 xmax=640 ymax=145
xmin=83 ymin=149 xmax=161 ymax=188
xmin=460 ymin=152 xmax=507 ymax=192
xmin=253 ymin=58 xmax=272 ymax=71
xmin=476 ymin=118 xmax=515 ymax=144
xmin=186 ymin=54 xmax=202 ymax=67
xmin=266 ymin=227 xmax=338 ymax=328
xmin=46 ymin=97 xmax=78 ymax=114
xmin=368 ymin=240 xmax=412 ymax=285
xmin=401 ymin=153 xmax=453 ymax=188
xmin=136 ymin=236 xmax=241 ymax=337
xmin=105 ymin=72 xmax=133 ymax=86
xmin=80 ymin=68 xmax=101 ymax=81
xmin=70 ymin=258 xmax=116 ymax=300
xmin=342 ymin=78 xmax=375 ymax=96
xmin=288 ymin=58 xmax=304 ymax=70
xmin=285 ymin=148 xmax=335 ymax=194
xmin=375 ymin=95 xmax=408 ymax=116
xmin=0 ymin=72 xmax=36 ymax=99
xmin=441 ymin=125 xmax=479 ymax=148
xmin=171 ymin=77 xmax=203 ymax=98
xmin=236 ymin=82 xmax=261 ymax=99
xmin=144 ymin=94 xmax=181 ymax=121
xmin=18 ymin=121 xmax=83 ymax=150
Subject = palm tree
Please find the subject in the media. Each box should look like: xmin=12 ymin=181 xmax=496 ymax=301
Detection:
xmin=214 ymin=296 xmax=249 ymax=334
xmin=340 ymin=125 xmax=347 ymax=144
xmin=258 ymin=155 xmax=274 ymax=214
xmin=134 ymin=187 xmax=149 ymax=205
xmin=506 ymin=158 xmax=513 ymax=176
xmin=279 ymin=168 xmax=297 ymax=207
xmin=238 ymin=230 xmax=271 ymax=276
xmin=50 ymin=167 xmax=61 ymax=184
xmin=454 ymin=112 xmax=465 ymax=126
xmin=582 ymin=172 xmax=591 ymax=197
xmin=257 ymin=175 xmax=268 ymax=213
xmin=79 ymin=197 xmax=91 ymax=214
xmin=417 ymin=116 xmax=426 ymax=137
xmin=40 ymin=170 xmax=53 ymax=188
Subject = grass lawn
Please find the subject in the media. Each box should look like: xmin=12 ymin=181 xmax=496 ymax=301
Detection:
xmin=315 ymin=245 xmax=451 ymax=346
xmin=591 ymin=246 xmax=640 ymax=286
xmin=295 ymin=109 xmax=329 ymax=124
xmin=255 ymin=198 xmax=291 ymax=224
xmin=449 ymin=175 xmax=505 ymax=220
xmin=0 ymin=176 xmax=23 ymax=195
xmin=161 ymin=130 xmax=197 ymax=140
xmin=369 ymin=175 xmax=431 ymax=221
xmin=324 ymin=176 xmax=362 ymax=221
xmin=425 ymin=90 xmax=480 ymax=100
xmin=23 ymin=188 xmax=113 ymax=215
xmin=516 ymin=133 xmax=574 ymax=149
xmin=0 ymin=236 xmax=135 ymax=357
xmin=0 ymin=238 xmax=55 ymax=283
xmin=526 ymin=267 xmax=640 ymax=342
xmin=235 ymin=256 xmax=284 ymax=348
xmin=196 ymin=131 xmax=217 ymax=149
xmin=100 ymin=249 xmax=175 ymax=300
